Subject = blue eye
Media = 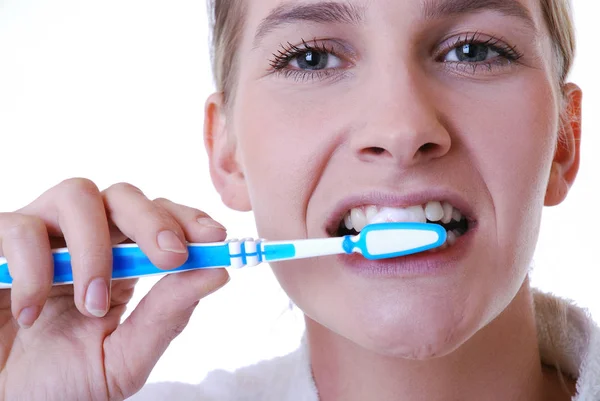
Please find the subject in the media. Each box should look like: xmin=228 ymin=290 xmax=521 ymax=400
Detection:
xmin=290 ymin=50 xmax=343 ymax=70
xmin=445 ymin=43 xmax=501 ymax=63
xmin=298 ymin=51 xmax=326 ymax=69
xmin=269 ymin=40 xmax=346 ymax=77
xmin=438 ymin=33 xmax=524 ymax=69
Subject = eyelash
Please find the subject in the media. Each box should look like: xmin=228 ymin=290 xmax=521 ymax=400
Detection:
xmin=268 ymin=39 xmax=345 ymax=81
xmin=436 ymin=31 xmax=524 ymax=73
xmin=267 ymin=33 xmax=524 ymax=81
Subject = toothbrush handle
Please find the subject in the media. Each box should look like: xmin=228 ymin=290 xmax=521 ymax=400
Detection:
xmin=0 ymin=240 xmax=258 ymax=288
xmin=35 ymin=242 xmax=233 ymax=286
xmin=59 ymin=243 xmax=233 ymax=284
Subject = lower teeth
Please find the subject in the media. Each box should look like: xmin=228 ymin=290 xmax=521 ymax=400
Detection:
xmin=447 ymin=230 xmax=458 ymax=246
xmin=428 ymin=229 xmax=463 ymax=253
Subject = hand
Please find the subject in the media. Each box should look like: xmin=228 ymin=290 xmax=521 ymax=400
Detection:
xmin=0 ymin=179 xmax=230 ymax=401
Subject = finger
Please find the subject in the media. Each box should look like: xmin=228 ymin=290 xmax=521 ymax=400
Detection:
xmin=20 ymin=178 xmax=114 ymax=319
xmin=103 ymin=268 xmax=230 ymax=399
xmin=0 ymin=213 xmax=53 ymax=328
xmin=152 ymin=198 xmax=227 ymax=243
xmin=102 ymin=183 xmax=189 ymax=269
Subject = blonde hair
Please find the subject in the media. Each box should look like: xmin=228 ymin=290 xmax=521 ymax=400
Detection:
xmin=208 ymin=0 xmax=575 ymax=103
xmin=540 ymin=0 xmax=575 ymax=87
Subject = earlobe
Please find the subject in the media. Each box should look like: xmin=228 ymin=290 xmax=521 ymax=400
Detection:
xmin=204 ymin=92 xmax=252 ymax=212
xmin=544 ymin=83 xmax=583 ymax=207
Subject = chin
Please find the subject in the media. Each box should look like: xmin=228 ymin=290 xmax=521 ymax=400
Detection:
xmin=368 ymin=323 xmax=468 ymax=359
xmin=331 ymin=296 xmax=483 ymax=360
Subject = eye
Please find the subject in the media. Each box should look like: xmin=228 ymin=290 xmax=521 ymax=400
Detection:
xmin=289 ymin=50 xmax=343 ymax=71
xmin=444 ymin=43 xmax=501 ymax=63
xmin=268 ymin=39 xmax=349 ymax=78
xmin=436 ymin=32 xmax=524 ymax=71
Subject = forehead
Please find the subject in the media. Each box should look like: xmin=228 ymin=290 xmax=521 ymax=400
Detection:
xmin=244 ymin=0 xmax=540 ymax=16
xmin=243 ymin=0 xmax=542 ymax=43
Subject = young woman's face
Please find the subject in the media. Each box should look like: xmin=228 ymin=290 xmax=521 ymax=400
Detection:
xmin=219 ymin=0 xmax=566 ymax=357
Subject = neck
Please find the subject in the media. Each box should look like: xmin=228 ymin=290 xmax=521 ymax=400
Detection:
xmin=306 ymin=280 xmax=573 ymax=401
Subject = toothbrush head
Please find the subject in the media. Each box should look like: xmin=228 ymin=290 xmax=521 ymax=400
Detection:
xmin=342 ymin=222 xmax=447 ymax=260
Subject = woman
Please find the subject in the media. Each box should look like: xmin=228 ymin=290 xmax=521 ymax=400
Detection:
xmin=0 ymin=0 xmax=597 ymax=400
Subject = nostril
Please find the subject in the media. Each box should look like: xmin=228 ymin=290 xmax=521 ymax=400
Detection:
xmin=366 ymin=147 xmax=386 ymax=155
xmin=357 ymin=146 xmax=391 ymax=162
xmin=419 ymin=142 xmax=438 ymax=153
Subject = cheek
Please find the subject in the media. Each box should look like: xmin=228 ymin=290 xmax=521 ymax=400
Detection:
xmin=467 ymin=77 xmax=557 ymax=261
xmin=233 ymin=84 xmax=338 ymax=239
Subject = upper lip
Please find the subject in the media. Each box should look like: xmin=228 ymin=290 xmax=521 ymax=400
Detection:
xmin=323 ymin=189 xmax=477 ymax=236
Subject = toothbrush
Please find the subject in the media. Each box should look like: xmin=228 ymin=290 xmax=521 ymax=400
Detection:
xmin=0 ymin=222 xmax=446 ymax=288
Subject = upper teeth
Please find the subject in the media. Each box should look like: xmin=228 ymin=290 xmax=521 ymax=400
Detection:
xmin=343 ymin=201 xmax=463 ymax=232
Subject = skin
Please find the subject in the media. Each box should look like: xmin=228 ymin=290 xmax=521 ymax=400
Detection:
xmin=0 ymin=180 xmax=230 ymax=400
xmin=205 ymin=0 xmax=583 ymax=400
xmin=0 ymin=0 xmax=583 ymax=400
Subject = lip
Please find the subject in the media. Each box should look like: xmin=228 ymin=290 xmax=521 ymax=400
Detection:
xmin=323 ymin=190 xmax=477 ymax=236
xmin=338 ymin=223 xmax=477 ymax=277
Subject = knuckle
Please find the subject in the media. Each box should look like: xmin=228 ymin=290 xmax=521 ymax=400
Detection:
xmin=166 ymin=320 xmax=188 ymax=342
xmin=13 ymin=278 xmax=48 ymax=299
xmin=105 ymin=182 xmax=144 ymax=197
xmin=76 ymin=242 xmax=112 ymax=270
xmin=153 ymin=206 xmax=180 ymax=229
xmin=152 ymin=197 xmax=173 ymax=208
xmin=189 ymin=208 xmax=209 ymax=220
xmin=153 ymin=199 xmax=209 ymax=220
xmin=58 ymin=178 xmax=101 ymax=200
xmin=0 ymin=213 xmax=45 ymax=240
xmin=152 ymin=303 xmax=192 ymax=343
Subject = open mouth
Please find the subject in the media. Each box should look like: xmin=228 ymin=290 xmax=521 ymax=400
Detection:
xmin=334 ymin=201 xmax=471 ymax=250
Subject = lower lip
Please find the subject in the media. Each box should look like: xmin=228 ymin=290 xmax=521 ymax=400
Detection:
xmin=337 ymin=226 xmax=476 ymax=278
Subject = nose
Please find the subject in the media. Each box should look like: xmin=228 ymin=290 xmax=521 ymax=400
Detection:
xmin=350 ymin=65 xmax=451 ymax=167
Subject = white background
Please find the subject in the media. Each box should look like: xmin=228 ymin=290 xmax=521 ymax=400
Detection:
xmin=0 ymin=0 xmax=598 ymax=385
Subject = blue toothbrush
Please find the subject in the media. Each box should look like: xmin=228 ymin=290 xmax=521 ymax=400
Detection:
xmin=0 ymin=223 xmax=446 ymax=288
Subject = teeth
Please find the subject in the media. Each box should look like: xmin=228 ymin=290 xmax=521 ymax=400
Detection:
xmin=339 ymin=201 xmax=469 ymax=255
xmin=452 ymin=208 xmax=462 ymax=222
xmin=442 ymin=202 xmax=453 ymax=224
xmin=424 ymin=229 xmax=462 ymax=253
xmin=369 ymin=206 xmax=426 ymax=224
xmin=351 ymin=208 xmax=367 ymax=232
xmin=342 ymin=202 xmax=466 ymax=232
xmin=446 ymin=230 xmax=458 ymax=246
xmin=339 ymin=203 xmax=470 ymax=253
xmin=344 ymin=214 xmax=352 ymax=230
xmin=365 ymin=205 xmax=378 ymax=221
xmin=406 ymin=206 xmax=427 ymax=223
xmin=424 ymin=201 xmax=444 ymax=221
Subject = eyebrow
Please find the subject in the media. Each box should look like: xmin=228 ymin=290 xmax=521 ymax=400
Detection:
xmin=422 ymin=0 xmax=537 ymax=30
xmin=254 ymin=0 xmax=537 ymax=47
xmin=253 ymin=1 xmax=365 ymax=47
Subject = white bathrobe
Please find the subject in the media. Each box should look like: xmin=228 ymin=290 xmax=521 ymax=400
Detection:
xmin=130 ymin=290 xmax=600 ymax=400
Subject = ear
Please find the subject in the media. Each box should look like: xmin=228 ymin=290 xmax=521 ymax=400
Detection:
xmin=544 ymin=83 xmax=583 ymax=206
xmin=204 ymin=92 xmax=252 ymax=211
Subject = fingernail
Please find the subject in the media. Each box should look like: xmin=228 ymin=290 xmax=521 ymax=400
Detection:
xmin=157 ymin=230 xmax=187 ymax=253
xmin=85 ymin=278 xmax=109 ymax=317
xmin=197 ymin=218 xmax=226 ymax=231
xmin=17 ymin=306 xmax=39 ymax=329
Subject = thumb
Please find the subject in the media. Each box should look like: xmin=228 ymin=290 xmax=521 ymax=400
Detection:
xmin=103 ymin=268 xmax=230 ymax=399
